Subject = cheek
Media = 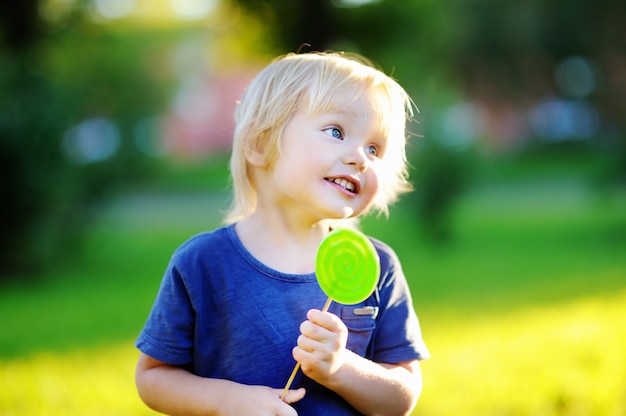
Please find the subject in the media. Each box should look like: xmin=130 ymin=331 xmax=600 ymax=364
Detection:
xmin=365 ymin=168 xmax=381 ymax=195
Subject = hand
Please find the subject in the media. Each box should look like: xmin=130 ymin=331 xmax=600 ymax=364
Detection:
xmin=293 ymin=309 xmax=349 ymax=384
xmin=224 ymin=385 xmax=305 ymax=416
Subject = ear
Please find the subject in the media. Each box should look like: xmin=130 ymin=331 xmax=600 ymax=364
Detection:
xmin=243 ymin=136 xmax=269 ymax=168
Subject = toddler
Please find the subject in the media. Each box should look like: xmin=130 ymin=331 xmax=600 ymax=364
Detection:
xmin=135 ymin=51 xmax=429 ymax=416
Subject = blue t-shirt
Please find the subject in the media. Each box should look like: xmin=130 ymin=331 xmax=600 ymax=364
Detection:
xmin=136 ymin=224 xmax=429 ymax=415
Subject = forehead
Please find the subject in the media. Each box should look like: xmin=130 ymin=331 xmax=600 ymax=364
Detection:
xmin=304 ymin=89 xmax=394 ymax=135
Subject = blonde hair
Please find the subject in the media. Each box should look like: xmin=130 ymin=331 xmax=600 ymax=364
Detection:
xmin=225 ymin=51 xmax=415 ymax=224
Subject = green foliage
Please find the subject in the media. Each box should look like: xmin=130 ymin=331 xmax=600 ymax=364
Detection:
xmin=5 ymin=0 xmax=624 ymax=280
xmin=408 ymin=138 xmax=473 ymax=242
xmin=0 ymin=13 xmax=171 ymax=277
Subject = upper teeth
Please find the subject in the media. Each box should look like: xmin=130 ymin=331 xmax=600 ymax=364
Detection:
xmin=332 ymin=178 xmax=356 ymax=192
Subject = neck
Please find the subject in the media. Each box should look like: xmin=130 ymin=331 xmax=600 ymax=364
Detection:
xmin=235 ymin=213 xmax=333 ymax=274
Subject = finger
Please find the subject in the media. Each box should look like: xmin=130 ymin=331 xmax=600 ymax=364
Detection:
xmin=297 ymin=333 xmax=317 ymax=352
xmin=277 ymin=387 xmax=306 ymax=404
xmin=307 ymin=309 xmax=344 ymax=332
xmin=299 ymin=319 xmax=326 ymax=342
xmin=292 ymin=344 xmax=316 ymax=364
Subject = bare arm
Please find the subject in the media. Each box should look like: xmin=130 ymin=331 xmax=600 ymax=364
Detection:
xmin=135 ymin=353 xmax=305 ymax=416
xmin=324 ymin=355 xmax=421 ymax=416
xmin=294 ymin=309 xmax=422 ymax=415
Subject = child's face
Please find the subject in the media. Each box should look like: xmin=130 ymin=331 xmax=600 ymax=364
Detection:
xmin=267 ymin=94 xmax=386 ymax=222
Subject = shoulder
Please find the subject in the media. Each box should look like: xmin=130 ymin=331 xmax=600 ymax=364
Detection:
xmin=366 ymin=235 xmax=408 ymax=293
xmin=177 ymin=225 xmax=232 ymax=249
xmin=170 ymin=225 xmax=235 ymax=266
xmin=368 ymin=236 xmax=401 ymax=271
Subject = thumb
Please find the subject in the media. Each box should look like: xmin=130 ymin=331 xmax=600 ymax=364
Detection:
xmin=277 ymin=387 xmax=306 ymax=404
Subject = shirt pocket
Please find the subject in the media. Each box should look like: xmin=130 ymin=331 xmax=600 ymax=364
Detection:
xmin=341 ymin=306 xmax=379 ymax=356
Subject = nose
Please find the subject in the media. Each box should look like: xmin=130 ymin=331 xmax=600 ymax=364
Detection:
xmin=343 ymin=145 xmax=368 ymax=173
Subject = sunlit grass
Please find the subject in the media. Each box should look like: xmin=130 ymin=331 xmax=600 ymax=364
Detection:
xmin=0 ymin=343 xmax=156 ymax=415
xmin=1 ymin=290 xmax=623 ymax=415
xmin=417 ymin=288 xmax=626 ymax=415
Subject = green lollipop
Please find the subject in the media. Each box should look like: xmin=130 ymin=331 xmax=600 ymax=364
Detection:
xmin=315 ymin=228 xmax=380 ymax=305
xmin=281 ymin=228 xmax=380 ymax=400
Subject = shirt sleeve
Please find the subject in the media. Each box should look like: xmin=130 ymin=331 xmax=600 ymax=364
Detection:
xmin=371 ymin=240 xmax=430 ymax=363
xmin=135 ymin=259 xmax=196 ymax=365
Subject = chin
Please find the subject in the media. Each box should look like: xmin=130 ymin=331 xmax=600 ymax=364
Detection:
xmin=336 ymin=208 xmax=365 ymax=220
xmin=320 ymin=203 xmax=366 ymax=221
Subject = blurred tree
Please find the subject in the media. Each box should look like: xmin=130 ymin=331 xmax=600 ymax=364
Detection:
xmin=0 ymin=2 xmax=44 ymax=51
xmin=447 ymin=0 xmax=626 ymax=184
xmin=410 ymin=138 xmax=471 ymax=242
xmin=0 ymin=1 xmax=170 ymax=278
xmin=234 ymin=0 xmax=451 ymax=84
xmin=3 ymin=0 xmax=623 ymax=274
xmin=235 ymin=0 xmax=337 ymax=52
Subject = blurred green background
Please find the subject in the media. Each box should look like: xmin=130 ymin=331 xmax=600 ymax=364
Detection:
xmin=1 ymin=0 xmax=625 ymax=415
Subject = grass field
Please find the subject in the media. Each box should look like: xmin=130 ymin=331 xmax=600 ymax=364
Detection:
xmin=1 ymin=153 xmax=625 ymax=415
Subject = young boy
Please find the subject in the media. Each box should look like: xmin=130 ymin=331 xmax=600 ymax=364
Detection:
xmin=135 ymin=51 xmax=429 ymax=416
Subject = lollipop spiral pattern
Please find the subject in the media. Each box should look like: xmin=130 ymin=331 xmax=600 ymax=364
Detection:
xmin=315 ymin=228 xmax=380 ymax=305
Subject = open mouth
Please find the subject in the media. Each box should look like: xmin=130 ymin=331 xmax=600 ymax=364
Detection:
xmin=326 ymin=177 xmax=358 ymax=194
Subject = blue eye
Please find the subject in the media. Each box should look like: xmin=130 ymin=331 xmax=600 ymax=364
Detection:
xmin=367 ymin=144 xmax=378 ymax=157
xmin=324 ymin=127 xmax=343 ymax=140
